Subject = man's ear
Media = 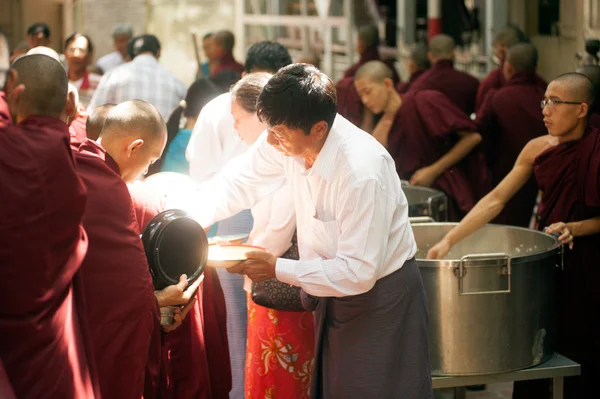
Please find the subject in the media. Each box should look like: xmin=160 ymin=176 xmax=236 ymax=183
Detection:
xmin=310 ymin=120 xmax=329 ymax=140
xmin=383 ymin=77 xmax=394 ymax=90
xmin=579 ymin=103 xmax=589 ymax=119
xmin=127 ymin=138 xmax=144 ymax=157
xmin=65 ymin=91 xmax=78 ymax=121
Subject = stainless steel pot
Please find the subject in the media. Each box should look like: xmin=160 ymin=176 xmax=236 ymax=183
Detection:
xmin=401 ymin=180 xmax=448 ymax=222
xmin=413 ymin=223 xmax=561 ymax=376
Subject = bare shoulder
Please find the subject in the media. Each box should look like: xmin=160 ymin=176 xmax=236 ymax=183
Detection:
xmin=520 ymin=135 xmax=556 ymax=163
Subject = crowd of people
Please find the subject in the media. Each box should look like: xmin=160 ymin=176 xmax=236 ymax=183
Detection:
xmin=0 ymin=19 xmax=599 ymax=399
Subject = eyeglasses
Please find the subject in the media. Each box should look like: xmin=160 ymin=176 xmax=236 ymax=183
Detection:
xmin=540 ymin=99 xmax=583 ymax=109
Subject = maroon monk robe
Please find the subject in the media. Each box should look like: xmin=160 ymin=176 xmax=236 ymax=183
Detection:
xmin=388 ymin=90 xmax=489 ymax=221
xmin=0 ymin=93 xmax=99 ymax=398
xmin=129 ymin=181 xmax=233 ymax=399
xmin=475 ymin=61 xmax=547 ymax=112
xmin=343 ymin=47 xmax=401 ymax=84
xmin=75 ymin=139 xmax=161 ymax=399
xmin=407 ymin=59 xmax=479 ymax=116
xmin=0 ymin=361 xmax=15 ymax=399
xmin=589 ymin=111 xmax=600 ymax=130
xmin=212 ymin=53 xmax=244 ymax=77
xmin=476 ymin=72 xmax=547 ymax=227
xmin=335 ymin=76 xmax=363 ymax=127
xmin=396 ymin=69 xmax=426 ymax=94
xmin=514 ymin=127 xmax=600 ymax=399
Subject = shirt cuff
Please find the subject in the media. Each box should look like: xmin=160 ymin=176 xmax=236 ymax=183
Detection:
xmin=275 ymin=257 xmax=300 ymax=287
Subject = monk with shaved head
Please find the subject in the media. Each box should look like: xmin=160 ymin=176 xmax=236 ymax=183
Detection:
xmin=75 ymin=99 xmax=198 ymax=399
xmin=476 ymin=25 xmax=547 ymax=111
xmin=354 ymin=60 xmax=489 ymax=221
xmin=0 ymin=33 xmax=99 ymax=398
xmin=429 ymin=72 xmax=600 ymax=398
xmin=86 ymin=102 xmax=116 ymax=141
xmin=397 ymin=44 xmax=430 ymax=93
xmin=408 ymin=34 xmax=480 ymax=115
xmin=475 ymin=43 xmax=547 ymax=228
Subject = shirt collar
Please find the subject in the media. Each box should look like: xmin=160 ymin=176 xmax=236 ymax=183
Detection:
xmin=133 ymin=54 xmax=158 ymax=65
xmin=306 ymin=117 xmax=341 ymax=182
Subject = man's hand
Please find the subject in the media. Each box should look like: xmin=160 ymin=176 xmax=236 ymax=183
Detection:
xmin=427 ymin=237 xmax=452 ymax=259
xmin=155 ymin=274 xmax=203 ymax=307
xmin=409 ymin=165 xmax=439 ymax=188
xmin=161 ymin=296 xmax=197 ymax=333
xmin=545 ymin=222 xmax=574 ymax=250
xmin=235 ymin=251 xmax=277 ymax=282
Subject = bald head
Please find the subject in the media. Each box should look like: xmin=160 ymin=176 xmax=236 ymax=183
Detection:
xmin=358 ymin=25 xmax=380 ymax=51
xmin=355 ymin=60 xmax=393 ymax=83
xmin=429 ymin=34 xmax=455 ymax=62
xmin=27 ymin=46 xmax=60 ymax=62
xmin=410 ymin=44 xmax=431 ymax=71
xmin=101 ymin=100 xmax=166 ymax=142
xmin=11 ymin=54 xmax=68 ymax=118
xmin=552 ymin=72 xmax=595 ymax=105
xmin=494 ymin=25 xmax=527 ymax=48
xmin=506 ymin=43 xmax=538 ymax=74
xmin=86 ymin=103 xmax=116 ymax=141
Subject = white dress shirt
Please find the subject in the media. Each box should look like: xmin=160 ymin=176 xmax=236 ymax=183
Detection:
xmin=96 ymin=51 xmax=125 ymax=73
xmin=88 ymin=54 xmax=187 ymax=119
xmin=185 ymin=115 xmax=417 ymax=297
xmin=186 ymin=93 xmax=249 ymax=183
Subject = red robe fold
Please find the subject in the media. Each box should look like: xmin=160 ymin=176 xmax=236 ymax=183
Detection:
xmin=75 ymin=139 xmax=160 ymax=399
xmin=0 ymin=93 xmax=99 ymax=398
xmin=388 ymin=90 xmax=490 ymax=221
xmin=475 ymin=62 xmax=547 ymax=112
xmin=343 ymin=47 xmax=401 ymax=84
xmin=335 ymin=76 xmax=363 ymax=127
xmin=476 ymin=72 xmax=547 ymax=227
xmin=407 ymin=59 xmax=479 ymax=115
xmin=0 ymin=361 xmax=15 ymax=399
xmin=396 ymin=70 xmax=426 ymax=94
xmin=526 ymin=128 xmax=600 ymax=399
xmin=212 ymin=53 xmax=244 ymax=77
xmin=128 ymin=181 xmax=232 ymax=399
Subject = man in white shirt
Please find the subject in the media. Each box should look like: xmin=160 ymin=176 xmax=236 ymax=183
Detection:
xmin=88 ymin=34 xmax=186 ymax=120
xmin=185 ymin=41 xmax=293 ymax=399
xmin=96 ymin=24 xmax=133 ymax=74
xmin=190 ymin=64 xmax=433 ymax=398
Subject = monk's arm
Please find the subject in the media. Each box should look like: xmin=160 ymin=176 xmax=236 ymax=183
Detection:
xmin=429 ymin=131 xmax=482 ymax=177
xmin=568 ymin=217 xmax=600 ymax=238
xmin=427 ymin=139 xmax=542 ymax=259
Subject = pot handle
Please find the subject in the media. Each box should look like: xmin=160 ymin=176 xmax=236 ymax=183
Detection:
xmin=409 ymin=216 xmax=436 ymax=224
xmin=458 ymin=253 xmax=511 ymax=295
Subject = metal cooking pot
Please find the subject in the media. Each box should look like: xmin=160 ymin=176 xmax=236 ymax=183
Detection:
xmin=401 ymin=180 xmax=448 ymax=222
xmin=413 ymin=223 xmax=561 ymax=376
xmin=142 ymin=209 xmax=208 ymax=291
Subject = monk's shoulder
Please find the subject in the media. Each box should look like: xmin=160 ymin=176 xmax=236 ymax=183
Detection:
xmin=522 ymin=135 xmax=555 ymax=161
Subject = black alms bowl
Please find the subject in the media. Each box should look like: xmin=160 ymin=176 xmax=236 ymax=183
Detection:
xmin=142 ymin=209 xmax=208 ymax=290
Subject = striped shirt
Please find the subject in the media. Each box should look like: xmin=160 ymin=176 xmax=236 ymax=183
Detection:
xmin=88 ymin=54 xmax=186 ymax=120
xmin=184 ymin=115 xmax=416 ymax=297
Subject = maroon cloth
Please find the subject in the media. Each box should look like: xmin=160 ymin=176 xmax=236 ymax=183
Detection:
xmin=0 ymin=361 xmax=15 ymax=399
xmin=589 ymin=112 xmax=600 ymax=130
xmin=129 ymin=181 xmax=232 ymax=399
xmin=69 ymin=106 xmax=88 ymax=149
xmin=0 ymin=93 xmax=99 ymax=398
xmin=75 ymin=139 xmax=160 ymax=399
xmin=396 ymin=70 xmax=426 ymax=94
xmin=335 ymin=76 xmax=363 ymax=127
xmin=343 ymin=48 xmax=401 ymax=84
xmin=408 ymin=60 xmax=479 ymax=115
xmin=476 ymin=72 xmax=547 ymax=227
xmin=475 ymin=62 xmax=547 ymax=112
xmin=388 ymin=90 xmax=490 ymax=221
xmin=212 ymin=53 xmax=244 ymax=77
xmin=518 ymin=128 xmax=600 ymax=399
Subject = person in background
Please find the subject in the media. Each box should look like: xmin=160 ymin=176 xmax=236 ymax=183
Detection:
xmin=147 ymin=77 xmax=225 ymax=175
xmin=397 ymin=44 xmax=430 ymax=94
xmin=200 ymin=32 xmax=218 ymax=77
xmin=88 ymin=34 xmax=186 ymax=120
xmin=229 ymin=72 xmax=314 ymax=399
xmin=212 ymin=30 xmax=245 ymax=77
xmin=408 ymin=34 xmax=480 ymax=116
xmin=64 ymin=33 xmax=102 ymax=108
xmin=343 ymin=24 xmax=400 ymax=84
xmin=26 ymin=23 xmax=51 ymax=49
xmin=9 ymin=41 xmax=29 ymax=63
xmin=96 ymin=23 xmax=134 ymax=74
xmin=577 ymin=64 xmax=600 ymax=129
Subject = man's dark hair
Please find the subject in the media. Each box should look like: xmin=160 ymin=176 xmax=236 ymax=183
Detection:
xmin=131 ymin=34 xmax=161 ymax=58
xmin=358 ymin=24 xmax=379 ymax=50
xmin=27 ymin=23 xmax=51 ymax=38
xmin=257 ymin=63 xmax=337 ymax=135
xmin=214 ymin=30 xmax=235 ymax=53
xmin=64 ymin=33 xmax=94 ymax=53
xmin=244 ymin=41 xmax=292 ymax=73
